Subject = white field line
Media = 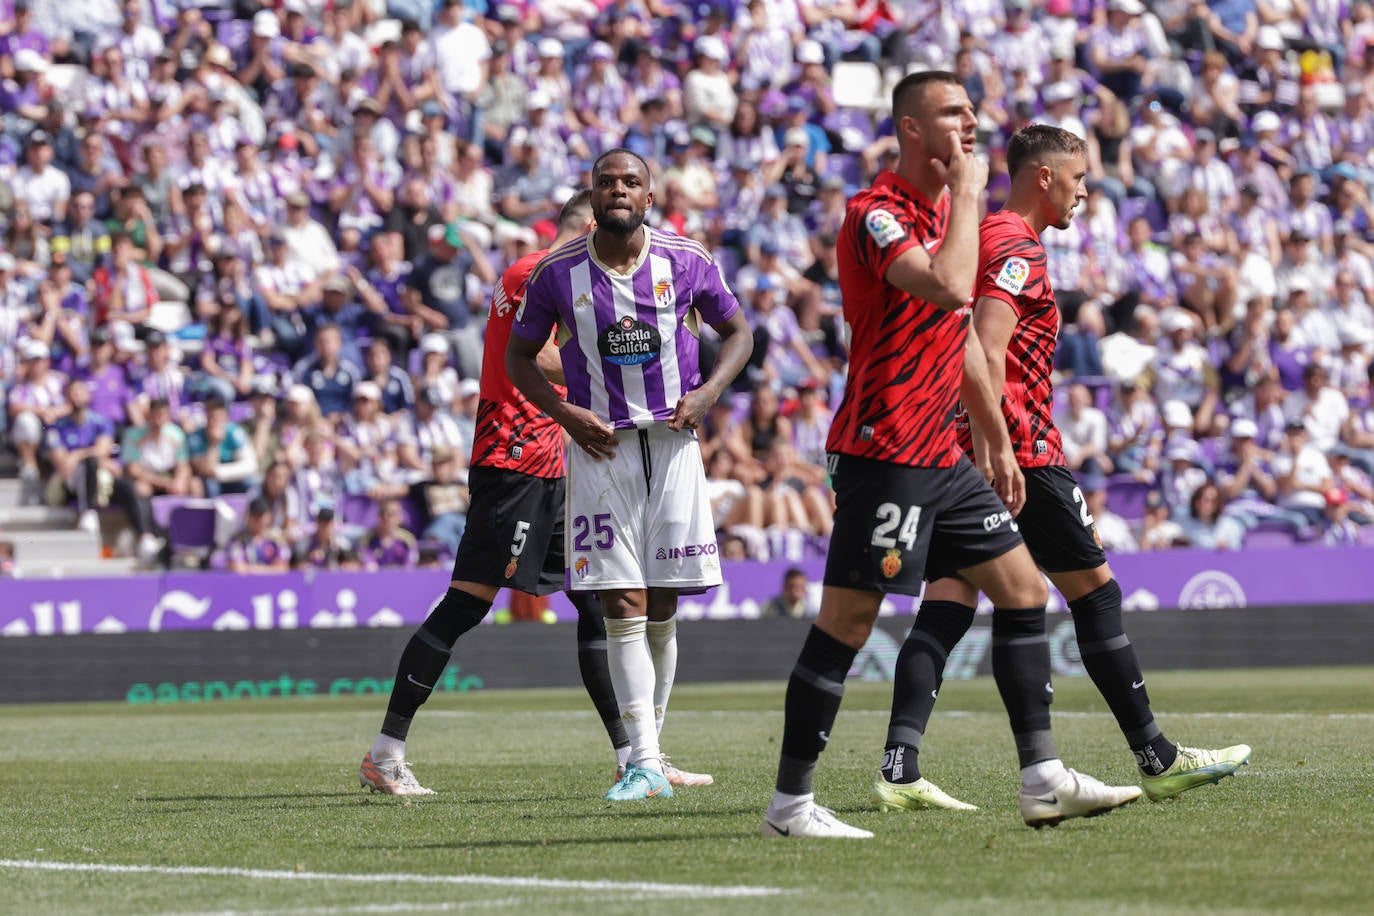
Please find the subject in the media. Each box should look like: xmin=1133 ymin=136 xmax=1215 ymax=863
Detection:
xmin=422 ymin=709 xmax=1374 ymax=721
xmin=0 ymin=860 xmax=785 ymax=899
xmin=160 ymin=892 xmax=653 ymax=916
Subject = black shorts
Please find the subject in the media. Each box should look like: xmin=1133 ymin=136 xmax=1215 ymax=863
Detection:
xmin=451 ymin=466 xmax=567 ymax=596
xmin=824 ymin=454 xmax=1024 ymax=595
xmin=1016 ymin=465 xmax=1108 ymax=574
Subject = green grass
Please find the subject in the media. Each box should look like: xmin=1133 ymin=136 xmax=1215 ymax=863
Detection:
xmin=3 ymin=667 xmax=1373 ymax=915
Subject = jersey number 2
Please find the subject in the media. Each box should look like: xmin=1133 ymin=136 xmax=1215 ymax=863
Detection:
xmin=1071 ymin=487 xmax=1095 ymax=527
xmin=872 ymin=503 xmax=921 ymax=550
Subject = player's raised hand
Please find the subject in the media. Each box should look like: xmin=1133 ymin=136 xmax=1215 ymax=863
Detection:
xmin=668 ymin=387 xmax=714 ymax=432
xmin=564 ymin=404 xmax=617 ymax=460
xmin=931 ymin=130 xmax=988 ymax=195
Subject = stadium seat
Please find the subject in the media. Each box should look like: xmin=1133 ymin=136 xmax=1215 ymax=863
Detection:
xmin=832 ymin=62 xmax=884 ymax=110
xmin=1358 ymin=525 xmax=1374 ymax=547
xmin=341 ymin=493 xmax=379 ymax=530
xmin=167 ymin=505 xmax=218 ymax=567
xmin=823 ymin=109 xmax=876 ymax=152
xmin=1105 ymin=477 xmax=1154 ymax=521
xmin=822 ymin=153 xmax=865 ymax=189
xmin=151 ymin=495 xmax=214 ymax=531
xmin=713 ymin=246 xmax=742 ymax=285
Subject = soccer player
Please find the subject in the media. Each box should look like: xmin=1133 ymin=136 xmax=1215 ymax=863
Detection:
xmin=361 ymin=192 xmax=650 ymax=795
xmin=876 ymin=125 xmax=1251 ymax=810
xmin=762 ymin=72 xmax=1140 ymax=839
xmin=507 ymin=150 xmax=754 ymax=801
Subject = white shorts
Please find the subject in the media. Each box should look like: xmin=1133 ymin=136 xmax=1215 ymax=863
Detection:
xmin=566 ymin=424 xmax=722 ymax=592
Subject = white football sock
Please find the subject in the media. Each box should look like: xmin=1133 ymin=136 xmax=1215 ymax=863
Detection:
xmin=645 ymin=617 xmax=678 ymax=737
xmin=604 ymin=616 xmax=662 ymax=773
xmin=766 ymin=791 xmax=814 ymax=821
xmin=370 ymin=734 xmax=405 ymax=764
xmin=1020 ymin=758 xmax=1068 ymax=795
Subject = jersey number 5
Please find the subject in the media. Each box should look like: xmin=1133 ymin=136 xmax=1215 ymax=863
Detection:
xmin=872 ymin=503 xmax=922 ymax=551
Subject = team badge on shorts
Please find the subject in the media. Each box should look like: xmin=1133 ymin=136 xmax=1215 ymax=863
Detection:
xmin=995 ymin=257 xmax=1031 ymax=295
xmin=881 ymin=548 xmax=903 ymax=579
xmin=504 ymin=557 xmax=519 ymax=578
xmin=574 ymin=556 xmax=590 ymax=579
xmin=866 ymin=209 xmax=905 ymax=248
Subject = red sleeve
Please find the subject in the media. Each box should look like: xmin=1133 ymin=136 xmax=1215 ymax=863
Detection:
xmin=851 ymin=193 xmax=924 ymax=282
xmin=975 ymin=227 xmax=1040 ymax=318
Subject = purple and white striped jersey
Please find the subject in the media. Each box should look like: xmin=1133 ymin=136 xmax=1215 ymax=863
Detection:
xmin=514 ymin=228 xmax=740 ymax=431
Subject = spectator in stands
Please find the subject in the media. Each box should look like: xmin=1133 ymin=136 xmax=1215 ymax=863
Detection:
xmin=292 ymin=429 xmax=344 ymax=520
xmin=91 ymin=231 xmax=157 ymax=333
xmin=302 ymin=274 xmax=373 ymax=370
xmin=362 ymin=339 xmax=415 ymax=418
xmin=292 ymin=323 xmax=362 ymax=420
xmin=187 ymin=396 xmax=260 ymax=498
xmin=29 ymin=277 xmax=89 ymax=377
xmin=251 ymin=460 xmax=307 ymax=546
xmin=293 ymin=505 xmax=353 ymax=570
xmin=1284 ymin=363 xmax=1350 ymax=453
xmin=11 ymin=130 xmax=71 ymax=226
xmin=1154 ymin=310 xmax=1221 ymax=432
xmin=396 ymin=385 xmax=465 ymax=480
xmin=51 ymin=190 xmax=112 ymax=286
xmin=1059 ymin=382 xmax=1115 ymax=478
xmin=222 ymin=496 xmax=292 ymax=574
xmin=44 ymin=377 xmax=123 ymax=537
xmin=193 ymin=299 xmax=254 ymax=405
xmin=414 ymin=444 xmax=469 ymax=552
xmin=338 ymin=381 xmax=406 ymax=500
xmin=760 ymin=567 xmax=814 ymax=619
xmin=1170 ymin=231 xmax=1237 ymax=331
xmin=403 ymin=222 xmax=495 ymax=381
xmin=683 ymin=34 xmax=737 ymax=129
xmin=120 ymin=396 xmax=193 ymax=562
xmin=77 ymin=326 xmax=133 ymax=429
xmin=1179 ymin=481 xmax=1246 ymax=549
xmin=1274 ymin=418 xmax=1337 ymax=525
xmin=129 ymin=330 xmax=187 ymax=421
xmin=7 ymin=340 xmax=68 ymax=506
xmin=280 ymin=190 xmax=341 ymax=279
xmin=358 ymin=496 xmax=418 ymax=569
xmin=1320 ymin=486 xmax=1363 ymax=545
xmin=1138 ymin=489 xmax=1187 ymax=550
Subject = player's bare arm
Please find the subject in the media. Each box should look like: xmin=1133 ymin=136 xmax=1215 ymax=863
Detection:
xmin=962 ymin=324 xmax=1025 ymax=515
xmin=506 ymin=333 xmax=616 ymax=460
xmin=972 ymin=294 xmax=1016 ymax=405
xmin=669 ymin=309 xmax=754 ymax=431
xmin=884 ymin=131 xmax=987 ymax=310
xmin=535 ymin=333 xmax=566 ymax=386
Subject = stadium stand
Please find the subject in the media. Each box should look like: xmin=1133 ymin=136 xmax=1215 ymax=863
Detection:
xmin=1 ymin=0 xmax=1372 ymax=578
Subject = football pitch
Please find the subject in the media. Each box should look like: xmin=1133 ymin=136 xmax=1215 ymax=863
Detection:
xmin=2 ymin=667 xmax=1372 ymax=915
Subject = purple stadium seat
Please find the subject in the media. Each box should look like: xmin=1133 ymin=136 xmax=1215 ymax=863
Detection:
xmin=218 ymin=492 xmax=251 ymax=522
xmin=822 ymin=153 xmax=864 ymax=189
xmin=167 ymin=505 xmax=218 ymax=565
xmin=823 ymin=109 xmax=876 ymax=152
xmin=342 ymin=493 xmax=379 ymax=529
xmin=1358 ymin=525 xmax=1374 ymax=547
xmin=1105 ymin=477 xmax=1154 ymax=522
xmin=151 ymin=495 xmax=214 ymax=531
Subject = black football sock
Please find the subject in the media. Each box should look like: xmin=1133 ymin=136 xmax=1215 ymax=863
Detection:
xmin=1069 ymin=579 xmax=1178 ymax=774
xmin=882 ymin=600 xmax=977 ymax=784
xmin=991 ymin=607 xmax=1058 ymax=768
xmin=570 ymin=590 xmax=630 ymax=751
xmin=380 ymin=588 xmax=491 ymax=740
xmin=776 ymin=625 xmax=857 ymax=796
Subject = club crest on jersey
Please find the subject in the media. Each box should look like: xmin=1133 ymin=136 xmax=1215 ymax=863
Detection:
xmin=881 ymin=549 xmax=903 ymax=578
xmin=653 ymin=279 xmax=674 ymax=308
xmin=866 ymin=209 xmax=904 ymax=248
xmin=598 ymin=316 xmax=661 ymax=366
xmin=504 ymin=557 xmax=519 ymax=578
xmin=995 ymin=257 xmax=1031 ymax=295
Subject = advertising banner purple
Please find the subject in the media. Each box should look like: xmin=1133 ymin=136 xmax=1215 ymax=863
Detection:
xmin=2 ymin=548 xmax=1372 ymax=638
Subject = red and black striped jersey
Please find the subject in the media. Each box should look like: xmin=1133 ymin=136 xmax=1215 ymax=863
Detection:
xmin=966 ymin=209 xmax=1064 ymax=467
xmin=828 ymin=170 xmax=969 ymax=468
xmin=470 ymin=249 xmax=565 ymax=478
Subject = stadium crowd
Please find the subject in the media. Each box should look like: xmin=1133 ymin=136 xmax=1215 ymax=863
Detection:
xmin=2 ymin=0 xmax=1373 ymax=572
